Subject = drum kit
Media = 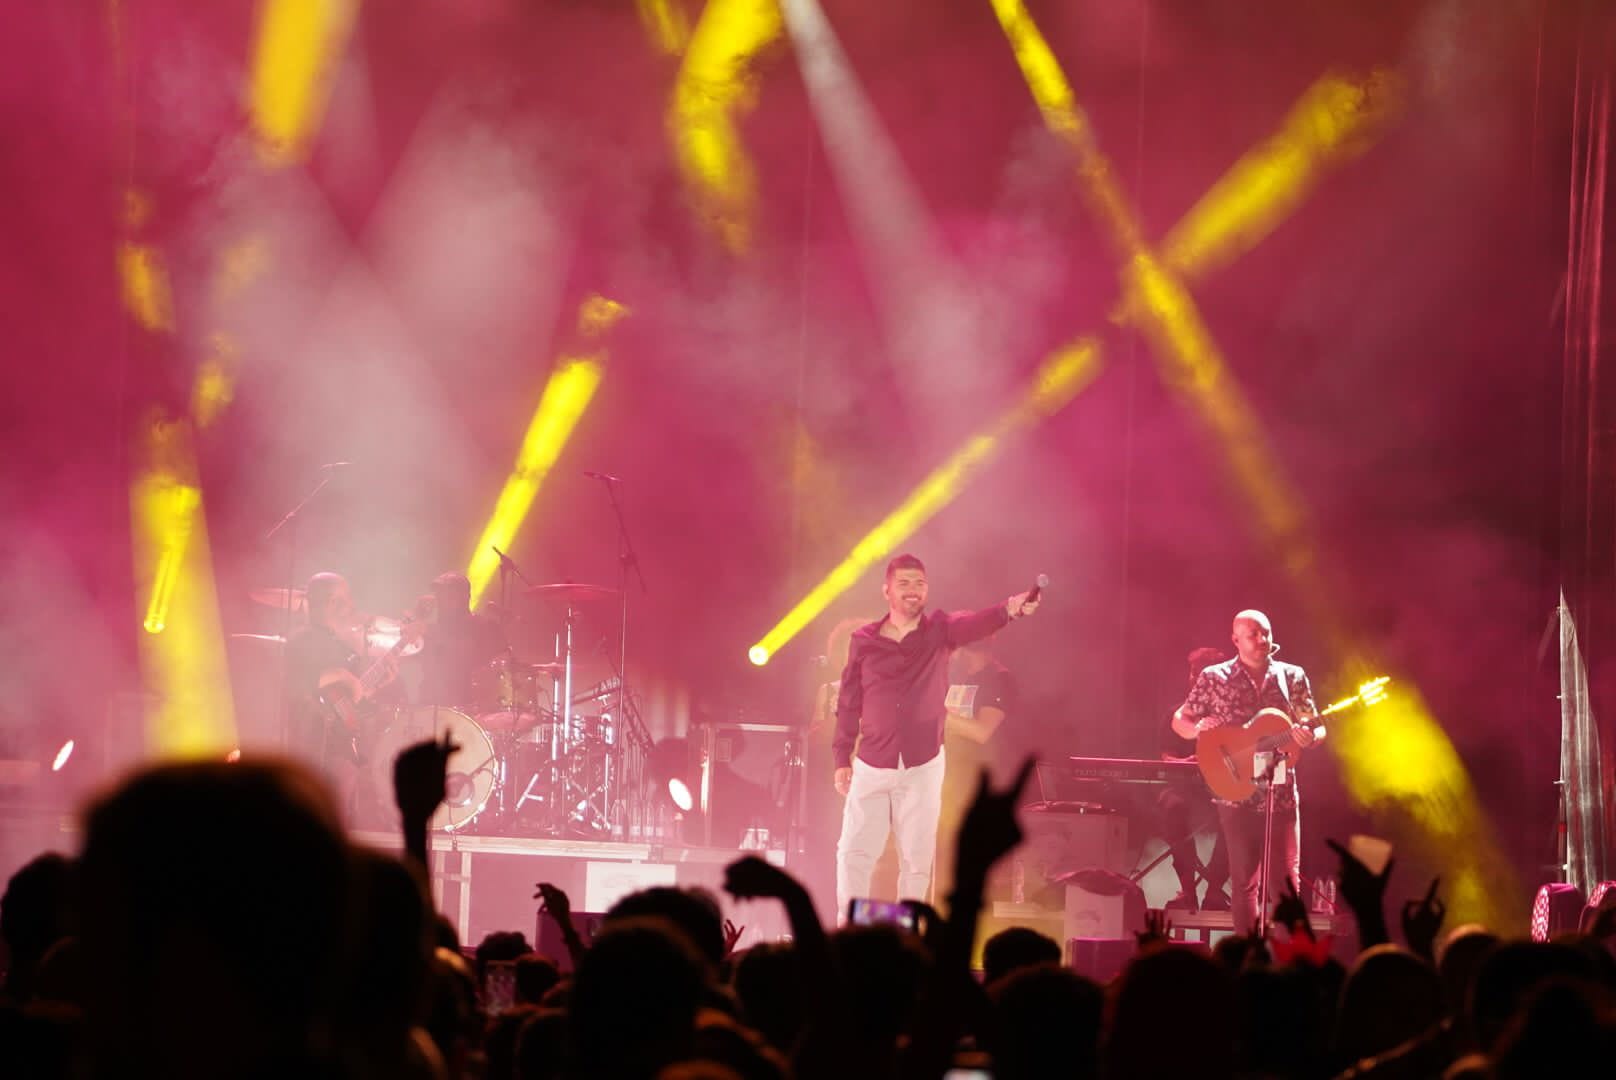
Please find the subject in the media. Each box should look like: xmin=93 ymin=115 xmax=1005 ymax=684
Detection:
xmin=239 ymin=579 xmax=652 ymax=838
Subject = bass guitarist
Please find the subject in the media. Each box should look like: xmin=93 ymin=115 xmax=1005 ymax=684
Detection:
xmin=284 ymin=572 xmax=406 ymax=813
xmin=1170 ymin=609 xmax=1318 ymax=934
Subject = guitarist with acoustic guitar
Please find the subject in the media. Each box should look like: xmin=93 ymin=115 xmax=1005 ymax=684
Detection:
xmin=1170 ymin=609 xmax=1319 ymax=935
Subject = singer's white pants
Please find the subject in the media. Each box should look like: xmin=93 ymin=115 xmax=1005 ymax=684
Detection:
xmin=835 ymin=749 xmax=947 ymax=917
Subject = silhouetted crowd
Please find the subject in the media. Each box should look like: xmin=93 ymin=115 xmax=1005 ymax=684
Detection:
xmin=2 ymin=747 xmax=1613 ymax=1079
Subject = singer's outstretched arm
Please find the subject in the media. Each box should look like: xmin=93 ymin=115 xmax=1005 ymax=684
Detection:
xmin=942 ymin=605 xmax=1012 ymax=648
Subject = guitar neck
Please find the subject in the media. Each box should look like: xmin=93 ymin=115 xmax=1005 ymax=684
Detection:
xmin=356 ymin=639 xmax=409 ymax=692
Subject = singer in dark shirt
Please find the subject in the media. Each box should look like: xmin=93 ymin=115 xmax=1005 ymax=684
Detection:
xmin=832 ymin=553 xmax=1040 ymax=914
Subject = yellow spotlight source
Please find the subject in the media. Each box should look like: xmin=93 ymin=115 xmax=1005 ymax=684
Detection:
xmin=467 ymin=357 xmax=604 ymax=606
xmin=750 ymin=339 xmax=1101 ymax=664
xmin=249 ymin=0 xmax=362 ymax=166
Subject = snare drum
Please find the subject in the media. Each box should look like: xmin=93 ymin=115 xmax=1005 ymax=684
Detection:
xmin=368 ymin=706 xmax=497 ymax=831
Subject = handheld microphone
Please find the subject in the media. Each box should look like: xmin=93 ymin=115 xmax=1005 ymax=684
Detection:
xmin=1027 ymin=573 xmax=1050 ymax=603
xmin=583 ymin=469 xmax=623 ymax=483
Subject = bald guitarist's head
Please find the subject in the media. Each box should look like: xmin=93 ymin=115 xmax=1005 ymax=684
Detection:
xmin=306 ymin=572 xmax=353 ymax=632
xmin=1231 ymin=609 xmax=1275 ymax=670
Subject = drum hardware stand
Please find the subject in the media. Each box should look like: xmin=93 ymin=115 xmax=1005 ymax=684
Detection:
xmin=489 ymin=544 xmax=531 ymax=630
xmin=591 ymin=470 xmax=650 ymax=840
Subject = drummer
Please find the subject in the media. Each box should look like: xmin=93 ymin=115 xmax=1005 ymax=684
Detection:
xmin=417 ymin=572 xmax=508 ymax=706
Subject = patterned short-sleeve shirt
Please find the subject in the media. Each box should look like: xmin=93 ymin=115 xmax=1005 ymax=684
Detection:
xmin=1178 ymin=657 xmax=1317 ymax=810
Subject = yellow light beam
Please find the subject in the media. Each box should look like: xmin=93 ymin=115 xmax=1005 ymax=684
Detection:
xmin=638 ymin=0 xmax=692 ymax=55
xmin=131 ymin=413 xmax=238 ymax=757
xmin=1156 ymin=69 xmax=1401 ymax=281
xmin=750 ymin=338 xmax=1102 ymax=664
xmin=466 ymin=358 xmax=603 ymax=606
xmin=667 ymin=0 xmax=783 ymax=253
xmin=249 ymin=0 xmax=362 ymax=166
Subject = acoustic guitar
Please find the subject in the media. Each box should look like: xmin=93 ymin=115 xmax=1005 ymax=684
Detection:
xmin=1196 ymin=677 xmax=1388 ymax=801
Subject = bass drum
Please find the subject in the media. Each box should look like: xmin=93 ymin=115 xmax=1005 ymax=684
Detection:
xmin=370 ymin=706 xmax=497 ymax=832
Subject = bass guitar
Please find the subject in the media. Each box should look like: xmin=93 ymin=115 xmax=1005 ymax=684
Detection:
xmin=1196 ymin=677 xmax=1388 ymax=801
xmin=316 ymin=620 xmax=424 ymax=763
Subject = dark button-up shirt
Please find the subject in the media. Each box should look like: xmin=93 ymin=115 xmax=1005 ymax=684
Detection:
xmin=1178 ymin=657 xmax=1317 ymax=810
xmin=834 ymin=605 xmax=1010 ymax=770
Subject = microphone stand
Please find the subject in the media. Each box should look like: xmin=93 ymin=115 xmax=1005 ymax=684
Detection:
xmin=593 ymin=474 xmax=650 ymax=839
xmin=1254 ymin=750 xmax=1284 ymax=939
xmin=263 ymin=468 xmax=338 ymax=752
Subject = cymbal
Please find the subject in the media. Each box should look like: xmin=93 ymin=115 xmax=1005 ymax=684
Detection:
xmin=491 ymin=653 xmax=568 ymax=669
xmin=249 ymin=586 xmax=306 ymax=613
xmin=523 ymin=583 xmax=619 ymax=602
xmin=230 ymin=633 xmax=287 ymax=645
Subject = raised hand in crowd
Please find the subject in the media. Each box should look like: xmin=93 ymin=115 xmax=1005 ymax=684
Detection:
xmin=1273 ymin=876 xmax=1316 ymax=940
xmin=393 ymin=732 xmax=458 ymax=868
xmin=904 ymin=757 xmax=1040 ymax=1080
xmin=722 ymin=855 xmax=827 ymax=959
xmin=532 ymin=881 xmax=588 ymax=969
xmin=1401 ymin=876 xmax=1446 ymax=962
xmin=1135 ymin=908 xmax=1173 ymax=950
xmin=1326 ymin=837 xmax=1394 ymax=949
xmin=723 ymin=918 xmax=745 ymax=957
xmin=954 ymin=757 xmax=1039 ymax=892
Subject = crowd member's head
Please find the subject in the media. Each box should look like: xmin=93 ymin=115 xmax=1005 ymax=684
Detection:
xmin=989 ymin=964 xmax=1103 ymax=1080
xmin=474 ymin=930 xmax=533 ymax=989
xmin=569 ymin=917 xmax=708 ymax=1077
xmin=1 ymin=851 xmax=73 ymax=1002
xmin=1437 ymin=925 xmax=1499 ymax=1021
xmin=514 ymin=1007 xmax=569 ymax=1080
xmin=1490 ymin=975 xmax=1616 ymax=1079
xmin=829 ymin=925 xmax=931 ymax=1063
xmin=1467 ymin=940 xmax=1603 ymax=1053
xmin=514 ymin=953 xmax=561 ymax=1006
xmin=981 ymin=926 xmax=1061 ymax=988
xmin=1332 ymin=944 xmax=1445 ymax=1068
xmin=1106 ymin=945 xmax=1237 ymax=1079
xmin=1235 ymin=964 xmax=1333 ymax=1080
xmin=75 ymin=759 xmax=350 ymax=1075
xmin=731 ymin=943 xmax=804 ymax=1054
xmin=605 ymin=886 xmax=727 ymax=971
